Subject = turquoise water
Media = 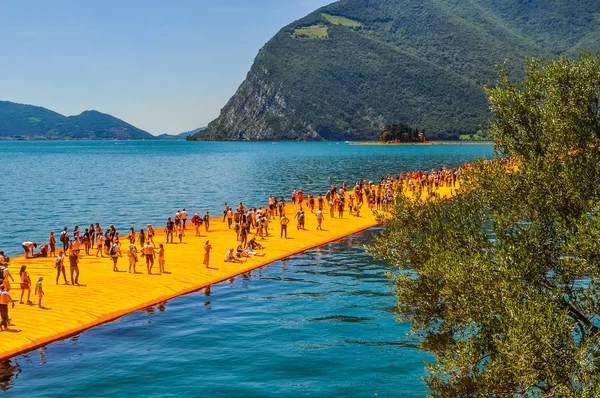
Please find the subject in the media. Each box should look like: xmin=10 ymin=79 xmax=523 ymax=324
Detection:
xmin=0 ymin=141 xmax=492 ymax=396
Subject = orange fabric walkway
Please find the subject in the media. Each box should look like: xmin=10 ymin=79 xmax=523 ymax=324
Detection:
xmin=0 ymin=187 xmax=456 ymax=360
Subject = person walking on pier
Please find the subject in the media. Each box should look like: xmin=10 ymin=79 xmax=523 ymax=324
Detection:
xmin=35 ymin=276 xmax=44 ymax=308
xmin=109 ymin=242 xmax=121 ymax=272
xmin=55 ymin=251 xmax=68 ymax=284
xmin=165 ymin=218 xmax=174 ymax=244
xmin=19 ymin=265 xmax=32 ymax=304
xmin=49 ymin=231 xmax=56 ymax=257
xmin=181 ymin=208 xmax=188 ymax=230
xmin=138 ymin=229 xmax=146 ymax=249
xmin=280 ymin=215 xmax=289 ymax=238
xmin=142 ymin=242 xmax=155 ymax=274
xmin=177 ymin=223 xmax=184 ymax=243
xmin=59 ymin=227 xmax=69 ymax=254
xmin=295 ymin=208 xmax=305 ymax=230
xmin=191 ymin=213 xmax=202 ymax=236
xmin=203 ymin=211 xmax=210 ymax=232
xmin=158 ymin=244 xmax=166 ymax=274
xmin=69 ymin=251 xmax=80 ymax=285
xmin=0 ymin=285 xmax=15 ymax=331
xmin=203 ymin=240 xmax=212 ymax=268
xmin=128 ymin=244 xmax=138 ymax=273
xmin=147 ymin=224 xmax=156 ymax=246
xmin=316 ymin=209 xmax=324 ymax=230
xmin=96 ymin=232 xmax=105 ymax=257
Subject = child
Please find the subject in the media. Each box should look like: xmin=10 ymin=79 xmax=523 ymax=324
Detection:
xmin=35 ymin=276 xmax=44 ymax=308
xmin=158 ymin=244 xmax=166 ymax=273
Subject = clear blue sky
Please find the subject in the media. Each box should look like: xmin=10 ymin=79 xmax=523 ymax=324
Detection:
xmin=0 ymin=0 xmax=332 ymax=134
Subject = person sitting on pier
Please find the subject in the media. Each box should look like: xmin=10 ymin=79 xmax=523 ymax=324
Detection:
xmin=225 ymin=248 xmax=244 ymax=263
xmin=248 ymin=237 xmax=263 ymax=250
xmin=32 ymin=243 xmax=49 ymax=258
xmin=244 ymin=245 xmax=265 ymax=257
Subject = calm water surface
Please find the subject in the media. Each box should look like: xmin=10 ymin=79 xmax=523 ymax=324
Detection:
xmin=0 ymin=141 xmax=492 ymax=397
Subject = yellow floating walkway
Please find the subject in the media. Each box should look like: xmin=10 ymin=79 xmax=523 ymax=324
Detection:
xmin=0 ymin=187 xmax=456 ymax=360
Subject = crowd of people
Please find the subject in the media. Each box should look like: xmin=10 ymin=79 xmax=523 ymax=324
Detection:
xmin=0 ymin=166 xmax=465 ymax=331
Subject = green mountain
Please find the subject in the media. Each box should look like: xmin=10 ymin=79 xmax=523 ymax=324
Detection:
xmin=0 ymin=101 xmax=154 ymax=140
xmin=194 ymin=0 xmax=600 ymax=141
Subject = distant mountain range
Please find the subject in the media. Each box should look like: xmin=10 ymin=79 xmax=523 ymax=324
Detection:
xmin=0 ymin=100 xmax=204 ymax=140
xmin=193 ymin=0 xmax=600 ymax=141
xmin=157 ymin=127 xmax=206 ymax=140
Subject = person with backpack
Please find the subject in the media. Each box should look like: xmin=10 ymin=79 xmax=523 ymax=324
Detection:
xmin=55 ymin=251 xmax=68 ymax=284
xmin=203 ymin=211 xmax=210 ymax=232
xmin=110 ymin=242 xmax=121 ymax=272
xmin=59 ymin=227 xmax=69 ymax=254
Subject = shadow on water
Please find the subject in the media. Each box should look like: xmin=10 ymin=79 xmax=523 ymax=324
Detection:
xmin=0 ymin=360 xmax=21 ymax=392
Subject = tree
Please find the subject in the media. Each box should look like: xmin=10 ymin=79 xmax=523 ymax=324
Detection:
xmin=368 ymin=53 xmax=600 ymax=396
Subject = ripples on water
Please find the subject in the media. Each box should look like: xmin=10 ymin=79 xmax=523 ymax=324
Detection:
xmin=1 ymin=232 xmax=429 ymax=397
xmin=0 ymin=142 xmax=492 ymax=396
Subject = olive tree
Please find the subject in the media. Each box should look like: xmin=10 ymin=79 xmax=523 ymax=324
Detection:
xmin=369 ymin=54 xmax=600 ymax=396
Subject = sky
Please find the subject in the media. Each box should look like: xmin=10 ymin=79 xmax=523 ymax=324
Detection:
xmin=0 ymin=0 xmax=333 ymax=134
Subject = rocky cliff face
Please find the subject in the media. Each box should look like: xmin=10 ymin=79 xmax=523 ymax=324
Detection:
xmin=203 ymin=65 xmax=320 ymax=141
xmin=195 ymin=0 xmax=600 ymax=141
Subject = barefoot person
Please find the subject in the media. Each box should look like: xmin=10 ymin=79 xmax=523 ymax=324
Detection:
xmin=22 ymin=242 xmax=37 ymax=259
xmin=280 ymin=215 xmax=289 ymax=238
xmin=0 ymin=285 xmax=15 ymax=331
xmin=2 ymin=265 xmax=14 ymax=292
xmin=35 ymin=276 xmax=44 ymax=308
xmin=203 ymin=211 xmax=210 ymax=232
xmin=316 ymin=209 xmax=324 ymax=230
xmin=49 ymin=231 xmax=56 ymax=257
xmin=177 ymin=223 xmax=184 ymax=243
xmin=128 ymin=244 xmax=138 ymax=273
xmin=19 ymin=266 xmax=32 ymax=304
xmin=69 ymin=251 xmax=80 ymax=285
xmin=110 ymin=242 xmax=121 ymax=272
xmin=203 ymin=240 xmax=212 ymax=268
xmin=142 ymin=242 xmax=155 ymax=274
xmin=157 ymin=244 xmax=166 ymax=274
xmin=55 ymin=251 xmax=68 ymax=284
xmin=225 ymin=248 xmax=244 ymax=263
xmin=96 ymin=232 xmax=104 ymax=257
xmin=165 ymin=218 xmax=174 ymax=244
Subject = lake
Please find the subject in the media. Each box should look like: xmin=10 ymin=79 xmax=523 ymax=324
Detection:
xmin=0 ymin=141 xmax=492 ymax=397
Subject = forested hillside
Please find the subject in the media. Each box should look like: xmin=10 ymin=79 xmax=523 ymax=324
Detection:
xmin=195 ymin=0 xmax=600 ymax=141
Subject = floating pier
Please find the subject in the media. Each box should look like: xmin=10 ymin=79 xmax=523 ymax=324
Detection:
xmin=0 ymin=186 xmax=456 ymax=360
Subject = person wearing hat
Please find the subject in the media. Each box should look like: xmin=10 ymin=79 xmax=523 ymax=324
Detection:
xmin=35 ymin=276 xmax=44 ymax=308
xmin=147 ymin=224 xmax=155 ymax=246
